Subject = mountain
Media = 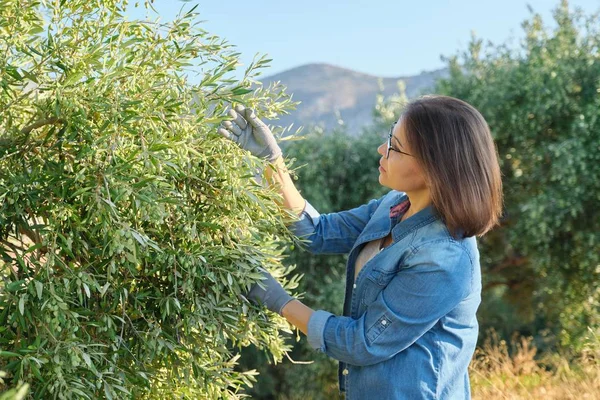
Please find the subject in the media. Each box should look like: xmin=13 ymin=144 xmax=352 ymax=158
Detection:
xmin=260 ymin=63 xmax=449 ymax=136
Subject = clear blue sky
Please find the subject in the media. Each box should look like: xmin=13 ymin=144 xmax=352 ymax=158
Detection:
xmin=128 ymin=0 xmax=599 ymax=78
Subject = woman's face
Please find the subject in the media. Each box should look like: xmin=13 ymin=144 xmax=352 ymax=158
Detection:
xmin=377 ymin=118 xmax=429 ymax=195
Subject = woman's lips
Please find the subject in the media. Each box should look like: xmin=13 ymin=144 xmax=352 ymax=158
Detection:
xmin=379 ymin=163 xmax=386 ymax=172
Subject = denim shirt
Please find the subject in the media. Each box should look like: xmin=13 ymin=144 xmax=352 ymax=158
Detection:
xmin=292 ymin=190 xmax=481 ymax=400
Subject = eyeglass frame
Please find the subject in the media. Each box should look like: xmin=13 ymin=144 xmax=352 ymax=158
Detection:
xmin=386 ymin=123 xmax=413 ymax=159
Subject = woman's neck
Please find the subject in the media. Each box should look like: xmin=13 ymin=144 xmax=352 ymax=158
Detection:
xmin=403 ymin=189 xmax=431 ymax=221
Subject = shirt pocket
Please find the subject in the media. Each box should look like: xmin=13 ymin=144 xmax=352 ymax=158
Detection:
xmin=360 ymin=269 xmax=397 ymax=307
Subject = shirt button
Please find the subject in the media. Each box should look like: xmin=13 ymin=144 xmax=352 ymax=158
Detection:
xmin=342 ymin=369 xmax=349 ymax=375
xmin=353 ymin=284 xmax=357 ymax=289
xmin=381 ymin=319 xmax=387 ymax=325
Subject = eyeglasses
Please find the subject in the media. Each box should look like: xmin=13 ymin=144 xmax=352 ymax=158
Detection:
xmin=386 ymin=123 xmax=413 ymax=159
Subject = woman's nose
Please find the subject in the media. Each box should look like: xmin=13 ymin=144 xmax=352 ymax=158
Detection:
xmin=377 ymin=142 xmax=386 ymax=156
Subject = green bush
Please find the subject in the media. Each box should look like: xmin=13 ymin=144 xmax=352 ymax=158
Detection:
xmin=437 ymin=0 xmax=600 ymax=350
xmin=0 ymin=1 xmax=299 ymax=398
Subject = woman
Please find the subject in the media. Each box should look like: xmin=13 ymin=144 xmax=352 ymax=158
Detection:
xmin=218 ymin=95 xmax=503 ymax=399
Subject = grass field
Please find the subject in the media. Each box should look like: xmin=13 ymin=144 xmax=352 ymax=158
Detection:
xmin=471 ymin=332 xmax=600 ymax=400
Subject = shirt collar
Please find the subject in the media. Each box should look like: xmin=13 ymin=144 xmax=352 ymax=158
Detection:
xmin=389 ymin=195 xmax=439 ymax=242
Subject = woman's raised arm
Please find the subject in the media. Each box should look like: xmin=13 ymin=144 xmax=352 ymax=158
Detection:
xmin=218 ymin=105 xmax=306 ymax=216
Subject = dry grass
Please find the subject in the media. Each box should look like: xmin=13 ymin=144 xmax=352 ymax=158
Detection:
xmin=470 ymin=330 xmax=600 ymax=399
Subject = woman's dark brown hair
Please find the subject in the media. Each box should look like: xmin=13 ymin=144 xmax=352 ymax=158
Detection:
xmin=402 ymin=95 xmax=503 ymax=238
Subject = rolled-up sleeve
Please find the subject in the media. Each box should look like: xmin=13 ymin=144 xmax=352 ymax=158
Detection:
xmin=290 ymin=200 xmax=321 ymax=239
xmin=289 ymin=195 xmax=386 ymax=255
xmin=307 ymin=243 xmax=473 ymax=366
xmin=307 ymin=310 xmax=335 ymax=352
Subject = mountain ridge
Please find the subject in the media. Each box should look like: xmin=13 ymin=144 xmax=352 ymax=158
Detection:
xmin=260 ymin=63 xmax=449 ymax=135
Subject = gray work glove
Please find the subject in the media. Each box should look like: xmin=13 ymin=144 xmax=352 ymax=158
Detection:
xmin=218 ymin=105 xmax=282 ymax=162
xmin=245 ymin=267 xmax=295 ymax=315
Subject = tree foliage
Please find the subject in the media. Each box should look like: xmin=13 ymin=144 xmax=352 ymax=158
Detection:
xmin=437 ymin=0 xmax=600 ymax=349
xmin=0 ymin=1 xmax=299 ymax=398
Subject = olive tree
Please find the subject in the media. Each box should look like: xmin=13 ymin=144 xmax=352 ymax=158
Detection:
xmin=0 ymin=1 xmax=299 ymax=398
